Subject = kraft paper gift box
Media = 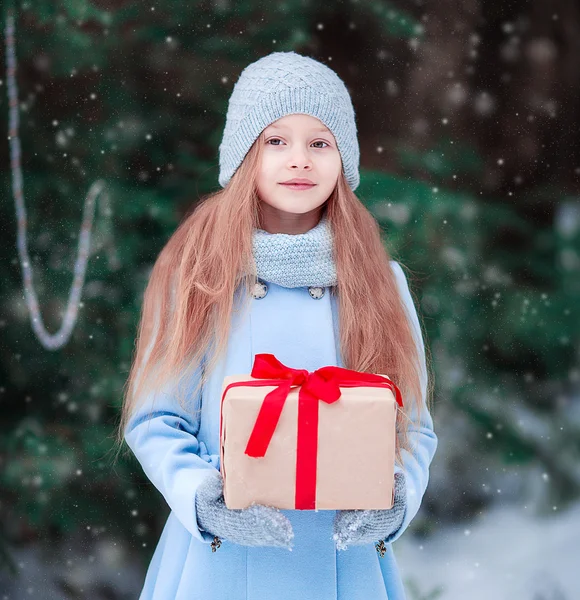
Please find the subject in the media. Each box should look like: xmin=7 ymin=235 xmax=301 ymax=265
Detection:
xmin=219 ymin=353 xmax=403 ymax=511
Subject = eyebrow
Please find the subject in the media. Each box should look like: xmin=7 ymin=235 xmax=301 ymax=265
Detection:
xmin=266 ymin=125 xmax=330 ymax=133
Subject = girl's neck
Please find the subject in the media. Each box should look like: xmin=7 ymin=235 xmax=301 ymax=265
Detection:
xmin=257 ymin=203 xmax=325 ymax=234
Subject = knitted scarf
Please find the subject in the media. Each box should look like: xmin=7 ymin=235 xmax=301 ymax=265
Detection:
xmin=252 ymin=214 xmax=337 ymax=288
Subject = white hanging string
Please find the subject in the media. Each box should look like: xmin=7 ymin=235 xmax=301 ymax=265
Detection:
xmin=4 ymin=8 xmax=119 ymax=350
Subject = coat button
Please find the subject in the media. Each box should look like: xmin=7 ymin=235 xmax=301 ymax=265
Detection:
xmin=308 ymin=286 xmax=325 ymax=299
xmin=251 ymin=279 xmax=268 ymax=299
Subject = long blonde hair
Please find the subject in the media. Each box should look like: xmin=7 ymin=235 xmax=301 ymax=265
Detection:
xmin=113 ymin=130 xmax=434 ymax=468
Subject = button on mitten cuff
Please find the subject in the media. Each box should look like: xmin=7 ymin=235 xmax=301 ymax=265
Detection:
xmin=332 ymin=471 xmax=407 ymax=551
xmin=194 ymin=470 xmax=295 ymax=551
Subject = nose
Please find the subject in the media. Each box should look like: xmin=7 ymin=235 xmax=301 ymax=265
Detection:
xmin=287 ymin=146 xmax=312 ymax=170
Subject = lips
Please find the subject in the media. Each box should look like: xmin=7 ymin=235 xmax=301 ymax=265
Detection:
xmin=280 ymin=183 xmax=316 ymax=190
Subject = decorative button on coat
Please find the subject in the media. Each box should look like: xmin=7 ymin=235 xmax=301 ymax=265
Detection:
xmin=251 ymin=280 xmax=268 ymax=299
xmin=308 ymin=286 xmax=325 ymax=299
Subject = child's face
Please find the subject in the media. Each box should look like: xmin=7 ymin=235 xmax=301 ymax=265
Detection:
xmin=257 ymin=114 xmax=342 ymax=217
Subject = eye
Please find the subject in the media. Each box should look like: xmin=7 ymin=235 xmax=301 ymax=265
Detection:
xmin=266 ymin=137 xmax=284 ymax=146
xmin=312 ymin=140 xmax=330 ymax=148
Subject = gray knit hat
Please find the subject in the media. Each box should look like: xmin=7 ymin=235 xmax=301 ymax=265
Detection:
xmin=218 ymin=51 xmax=360 ymax=191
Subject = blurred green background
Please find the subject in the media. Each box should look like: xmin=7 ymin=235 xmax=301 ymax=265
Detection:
xmin=1 ymin=1 xmax=579 ymax=598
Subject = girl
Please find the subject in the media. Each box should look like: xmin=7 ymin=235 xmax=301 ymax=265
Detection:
xmin=117 ymin=51 xmax=438 ymax=600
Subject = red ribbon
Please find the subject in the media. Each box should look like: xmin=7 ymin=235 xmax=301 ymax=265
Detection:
xmin=220 ymin=353 xmax=403 ymax=510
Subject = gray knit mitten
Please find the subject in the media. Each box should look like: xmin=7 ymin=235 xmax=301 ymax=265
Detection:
xmin=332 ymin=471 xmax=407 ymax=551
xmin=195 ymin=470 xmax=295 ymax=550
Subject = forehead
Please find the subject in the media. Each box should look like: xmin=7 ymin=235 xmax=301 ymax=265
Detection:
xmin=265 ymin=117 xmax=330 ymax=133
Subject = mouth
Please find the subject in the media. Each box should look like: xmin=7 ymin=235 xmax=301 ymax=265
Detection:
xmin=279 ymin=183 xmax=316 ymax=191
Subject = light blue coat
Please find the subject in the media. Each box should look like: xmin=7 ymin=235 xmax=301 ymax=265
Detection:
xmin=124 ymin=260 xmax=438 ymax=599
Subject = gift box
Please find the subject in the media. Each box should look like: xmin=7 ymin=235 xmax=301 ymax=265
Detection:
xmin=219 ymin=353 xmax=403 ymax=511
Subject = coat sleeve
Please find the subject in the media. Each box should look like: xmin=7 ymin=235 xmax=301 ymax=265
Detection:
xmin=385 ymin=260 xmax=438 ymax=544
xmin=123 ymin=293 xmax=220 ymax=545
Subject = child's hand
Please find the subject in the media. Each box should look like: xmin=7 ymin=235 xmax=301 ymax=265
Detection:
xmin=195 ymin=470 xmax=295 ymax=550
xmin=332 ymin=472 xmax=407 ymax=551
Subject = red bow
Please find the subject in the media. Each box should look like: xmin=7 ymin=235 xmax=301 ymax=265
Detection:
xmin=220 ymin=353 xmax=403 ymax=509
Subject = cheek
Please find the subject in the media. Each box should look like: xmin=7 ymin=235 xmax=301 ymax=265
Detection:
xmin=320 ymin=153 xmax=342 ymax=177
xmin=256 ymin=165 xmax=269 ymax=187
xmin=258 ymin=155 xmax=278 ymax=179
xmin=257 ymin=166 xmax=278 ymax=196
